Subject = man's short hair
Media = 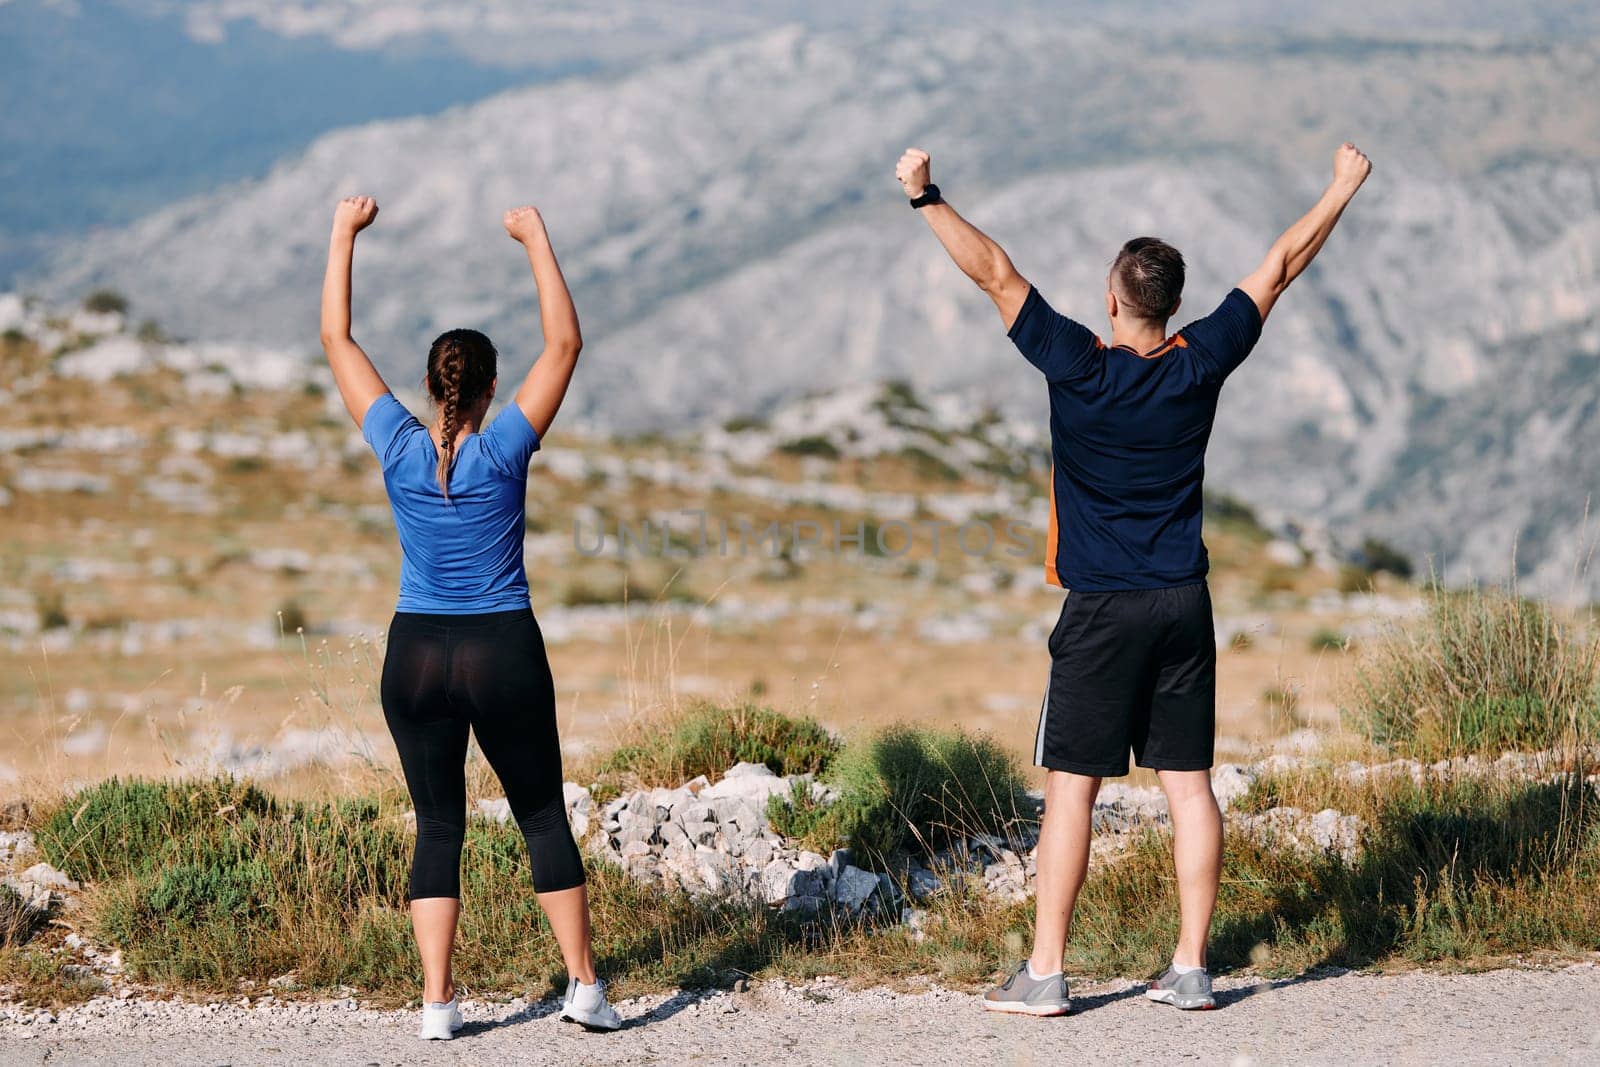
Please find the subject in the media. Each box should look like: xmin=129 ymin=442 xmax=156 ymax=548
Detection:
xmin=1110 ymin=237 xmax=1185 ymax=321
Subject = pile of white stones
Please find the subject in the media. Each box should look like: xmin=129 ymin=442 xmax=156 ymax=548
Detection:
xmin=592 ymin=762 xmax=899 ymax=914
xmin=524 ymin=758 xmax=1385 ymax=912
xmin=1 ymin=830 xmax=83 ymax=942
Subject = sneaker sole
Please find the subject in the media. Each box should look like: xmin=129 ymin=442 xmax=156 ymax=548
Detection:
xmin=981 ymin=998 xmax=1071 ymax=1017
xmin=559 ymin=1010 xmax=622 ymax=1032
xmin=418 ymin=1012 xmax=464 ymax=1039
xmin=1145 ymin=988 xmax=1215 ymax=1011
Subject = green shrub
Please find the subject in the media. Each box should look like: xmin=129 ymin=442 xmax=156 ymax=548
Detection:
xmin=898 ymin=445 xmax=961 ymax=482
xmin=36 ymin=776 xmax=277 ymax=884
xmin=35 ymin=589 xmax=69 ymax=631
xmin=1357 ymin=536 xmax=1414 ymax=580
xmin=765 ymin=779 xmax=832 ymax=847
xmin=1309 ymin=627 xmax=1348 ymax=652
xmin=276 ymin=600 xmax=309 ymax=636
xmin=559 ymin=577 xmax=627 ymax=606
xmin=1345 ymin=582 xmax=1600 ymax=757
xmin=810 ymin=725 xmax=1029 ymax=865
xmin=1203 ymin=492 xmax=1269 ymax=540
xmin=82 ymin=289 xmax=128 ymax=315
xmin=598 ymin=702 xmax=839 ymax=786
xmin=777 ymin=435 xmax=841 ymax=460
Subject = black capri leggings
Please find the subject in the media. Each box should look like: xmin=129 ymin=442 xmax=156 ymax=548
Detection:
xmin=380 ymin=608 xmax=585 ymax=899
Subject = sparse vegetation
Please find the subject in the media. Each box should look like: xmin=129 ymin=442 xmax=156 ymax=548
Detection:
xmin=1310 ymin=626 xmax=1349 ymax=653
xmin=777 ymin=435 xmax=841 ymax=460
xmin=1262 ymin=683 xmax=1302 ymax=718
xmin=12 ymin=676 xmax=1600 ymax=1005
xmin=1077 ymin=768 xmax=1600 ymax=977
xmin=0 ymin=944 xmax=105 ymax=1004
xmin=898 ymin=445 xmax=961 ymax=482
xmin=595 ymin=702 xmax=839 ymax=788
xmin=276 ymin=599 xmax=309 ymax=636
xmin=1345 ymin=581 xmax=1600 ymax=758
xmin=82 ymin=289 xmax=129 ymax=315
xmin=35 ymin=589 xmax=69 ymax=631
xmin=1 ymin=884 xmax=43 ymax=947
xmin=559 ymin=576 xmax=628 ymax=606
xmin=1356 ymin=536 xmax=1414 ymax=581
xmin=1204 ymin=492 xmax=1270 ymax=540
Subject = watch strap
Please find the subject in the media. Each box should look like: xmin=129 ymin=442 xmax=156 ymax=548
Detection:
xmin=909 ymin=183 xmax=942 ymax=209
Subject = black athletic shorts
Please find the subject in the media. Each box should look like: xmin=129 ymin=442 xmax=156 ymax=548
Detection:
xmin=1033 ymin=582 xmax=1216 ymax=777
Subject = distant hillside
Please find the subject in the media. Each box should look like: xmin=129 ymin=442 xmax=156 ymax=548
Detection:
xmin=26 ymin=25 xmax=1600 ymax=594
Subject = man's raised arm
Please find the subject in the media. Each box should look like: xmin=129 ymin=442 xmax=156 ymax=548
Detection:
xmin=1238 ymin=143 xmax=1373 ymax=324
xmin=897 ymin=148 xmax=1031 ymax=329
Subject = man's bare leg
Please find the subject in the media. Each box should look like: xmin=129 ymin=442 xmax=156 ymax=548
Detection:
xmin=1027 ymin=770 xmax=1101 ymax=976
xmin=1157 ymin=769 xmax=1222 ymax=968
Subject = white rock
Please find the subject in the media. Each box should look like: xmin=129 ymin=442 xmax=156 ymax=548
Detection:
xmin=761 ymin=860 xmax=824 ymax=904
xmin=19 ymin=862 xmax=79 ymax=891
xmin=906 ymin=867 xmax=942 ymax=900
xmin=833 ymin=865 xmax=879 ymax=910
xmin=701 ymin=770 xmax=792 ymax=806
xmin=563 ymin=782 xmax=594 ymax=813
xmin=1211 ymin=763 xmax=1257 ymax=811
xmin=722 ymin=761 xmax=777 ymax=779
xmin=0 ymin=830 xmax=35 ymax=857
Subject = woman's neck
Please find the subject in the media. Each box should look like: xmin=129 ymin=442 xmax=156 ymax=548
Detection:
xmin=431 ymin=415 xmax=483 ymax=449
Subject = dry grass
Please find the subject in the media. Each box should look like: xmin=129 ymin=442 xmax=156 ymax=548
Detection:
xmin=1345 ymin=580 xmax=1600 ymax=758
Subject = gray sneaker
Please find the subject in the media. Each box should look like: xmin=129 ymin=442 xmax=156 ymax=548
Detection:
xmin=1145 ymin=965 xmax=1216 ymax=1010
xmin=982 ymin=961 xmax=1070 ymax=1017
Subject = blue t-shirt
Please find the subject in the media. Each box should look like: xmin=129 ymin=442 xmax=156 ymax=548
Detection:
xmin=1009 ymin=286 xmax=1262 ymax=592
xmin=361 ymin=392 xmax=541 ymax=613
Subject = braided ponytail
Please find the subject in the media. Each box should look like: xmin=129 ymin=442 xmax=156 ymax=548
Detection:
xmin=425 ymin=329 xmax=499 ymax=500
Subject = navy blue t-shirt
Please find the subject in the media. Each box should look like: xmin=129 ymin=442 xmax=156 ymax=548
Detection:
xmin=1008 ymin=287 xmax=1262 ymax=592
xmin=362 ymin=392 xmax=541 ymax=613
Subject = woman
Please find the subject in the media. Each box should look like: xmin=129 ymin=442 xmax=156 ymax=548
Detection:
xmin=320 ymin=194 xmax=619 ymax=1038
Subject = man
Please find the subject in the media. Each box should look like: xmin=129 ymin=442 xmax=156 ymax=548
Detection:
xmin=897 ymin=143 xmax=1371 ymax=1015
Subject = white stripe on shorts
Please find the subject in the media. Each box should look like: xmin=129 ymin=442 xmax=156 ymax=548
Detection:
xmin=1035 ymin=592 xmax=1068 ymax=767
xmin=1034 ymin=671 xmax=1051 ymax=767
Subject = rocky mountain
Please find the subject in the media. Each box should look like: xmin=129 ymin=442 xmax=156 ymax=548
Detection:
xmin=26 ymin=24 xmax=1600 ymax=595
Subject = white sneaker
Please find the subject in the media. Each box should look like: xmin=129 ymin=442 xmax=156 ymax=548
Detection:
xmin=418 ymin=995 xmax=465 ymax=1040
xmin=559 ymin=978 xmax=622 ymax=1031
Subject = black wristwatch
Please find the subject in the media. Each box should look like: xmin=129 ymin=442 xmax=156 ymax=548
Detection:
xmin=909 ymin=183 xmax=942 ymax=209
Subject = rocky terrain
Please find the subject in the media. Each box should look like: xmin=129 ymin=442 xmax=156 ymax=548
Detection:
xmin=1 ymin=294 xmax=1389 ymax=784
xmin=22 ymin=21 xmax=1600 ymax=596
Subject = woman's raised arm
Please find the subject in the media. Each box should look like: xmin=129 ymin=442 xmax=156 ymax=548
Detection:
xmin=319 ymin=195 xmax=391 ymax=427
xmin=502 ymin=205 xmax=582 ymax=439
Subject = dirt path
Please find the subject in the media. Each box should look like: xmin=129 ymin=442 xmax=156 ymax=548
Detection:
xmin=3 ymin=966 xmax=1596 ymax=1066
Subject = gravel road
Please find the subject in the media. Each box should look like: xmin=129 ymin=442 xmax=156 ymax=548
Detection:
xmin=4 ymin=966 xmax=1597 ymax=1066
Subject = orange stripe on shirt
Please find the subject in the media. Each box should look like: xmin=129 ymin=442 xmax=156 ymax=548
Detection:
xmin=1044 ymin=467 xmax=1063 ymax=588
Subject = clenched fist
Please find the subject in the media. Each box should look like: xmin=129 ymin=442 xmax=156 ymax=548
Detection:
xmin=503 ymin=205 xmax=547 ymax=244
xmin=896 ymin=148 xmax=931 ymax=200
xmin=1332 ymin=143 xmax=1372 ymax=192
xmin=332 ymin=195 xmax=378 ymax=238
